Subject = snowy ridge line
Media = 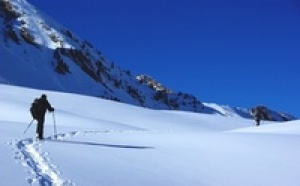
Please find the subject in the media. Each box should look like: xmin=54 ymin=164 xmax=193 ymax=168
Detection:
xmin=8 ymin=129 xmax=151 ymax=186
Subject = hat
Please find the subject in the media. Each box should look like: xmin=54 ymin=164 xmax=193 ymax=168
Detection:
xmin=41 ymin=94 xmax=47 ymax=98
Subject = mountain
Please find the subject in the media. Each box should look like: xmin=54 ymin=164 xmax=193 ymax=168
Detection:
xmin=0 ymin=0 xmax=296 ymax=121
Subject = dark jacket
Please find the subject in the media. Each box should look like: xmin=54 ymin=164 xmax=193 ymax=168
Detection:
xmin=37 ymin=97 xmax=54 ymax=118
xmin=253 ymin=109 xmax=263 ymax=121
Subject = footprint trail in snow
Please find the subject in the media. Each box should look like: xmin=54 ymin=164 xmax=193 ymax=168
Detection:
xmin=9 ymin=130 xmax=148 ymax=185
xmin=9 ymin=132 xmax=80 ymax=186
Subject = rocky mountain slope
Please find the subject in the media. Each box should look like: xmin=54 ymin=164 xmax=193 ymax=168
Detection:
xmin=0 ymin=0 xmax=296 ymax=121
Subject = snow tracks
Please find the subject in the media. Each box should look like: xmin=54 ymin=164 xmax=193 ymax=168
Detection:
xmin=8 ymin=132 xmax=80 ymax=186
xmin=8 ymin=130 xmax=150 ymax=185
xmin=7 ymin=130 xmax=153 ymax=186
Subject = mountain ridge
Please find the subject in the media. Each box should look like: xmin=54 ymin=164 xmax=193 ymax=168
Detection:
xmin=0 ymin=0 xmax=296 ymax=121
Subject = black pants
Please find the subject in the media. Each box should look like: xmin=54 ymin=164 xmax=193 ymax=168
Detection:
xmin=255 ymin=119 xmax=260 ymax=126
xmin=36 ymin=116 xmax=45 ymax=139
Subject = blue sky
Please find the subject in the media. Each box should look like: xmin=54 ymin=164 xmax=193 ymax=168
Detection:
xmin=28 ymin=0 xmax=300 ymax=117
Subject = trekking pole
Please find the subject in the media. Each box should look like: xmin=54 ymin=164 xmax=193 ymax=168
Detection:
xmin=24 ymin=119 xmax=34 ymax=134
xmin=52 ymin=112 xmax=57 ymax=137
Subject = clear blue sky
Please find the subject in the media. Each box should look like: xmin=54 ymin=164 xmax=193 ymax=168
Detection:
xmin=28 ymin=0 xmax=300 ymax=117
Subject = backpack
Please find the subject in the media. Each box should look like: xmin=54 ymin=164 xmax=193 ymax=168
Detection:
xmin=30 ymin=98 xmax=41 ymax=119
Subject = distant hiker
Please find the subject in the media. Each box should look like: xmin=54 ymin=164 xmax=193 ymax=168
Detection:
xmin=253 ymin=107 xmax=263 ymax=126
xmin=30 ymin=94 xmax=54 ymax=140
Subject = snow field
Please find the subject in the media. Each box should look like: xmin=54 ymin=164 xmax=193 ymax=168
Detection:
xmin=1 ymin=84 xmax=300 ymax=186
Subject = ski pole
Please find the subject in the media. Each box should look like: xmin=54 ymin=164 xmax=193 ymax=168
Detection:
xmin=24 ymin=119 xmax=34 ymax=134
xmin=52 ymin=112 xmax=57 ymax=137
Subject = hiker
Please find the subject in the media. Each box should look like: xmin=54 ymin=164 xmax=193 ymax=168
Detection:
xmin=32 ymin=94 xmax=54 ymax=140
xmin=253 ymin=107 xmax=263 ymax=126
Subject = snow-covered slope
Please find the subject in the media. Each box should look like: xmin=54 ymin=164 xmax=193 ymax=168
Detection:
xmin=1 ymin=84 xmax=300 ymax=186
xmin=0 ymin=0 xmax=296 ymax=121
xmin=0 ymin=0 xmax=205 ymax=110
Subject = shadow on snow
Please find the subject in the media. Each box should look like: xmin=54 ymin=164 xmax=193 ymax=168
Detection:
xmin=48 ymin=139 xmax=154 ymax=150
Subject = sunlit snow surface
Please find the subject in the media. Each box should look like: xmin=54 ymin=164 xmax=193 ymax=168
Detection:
xmin=0 ymin=84 xmax=300 ymax=186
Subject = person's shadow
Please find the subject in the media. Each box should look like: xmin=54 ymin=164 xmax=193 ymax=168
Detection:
xmin=48 ymin=139 xmax=154 ymax=150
